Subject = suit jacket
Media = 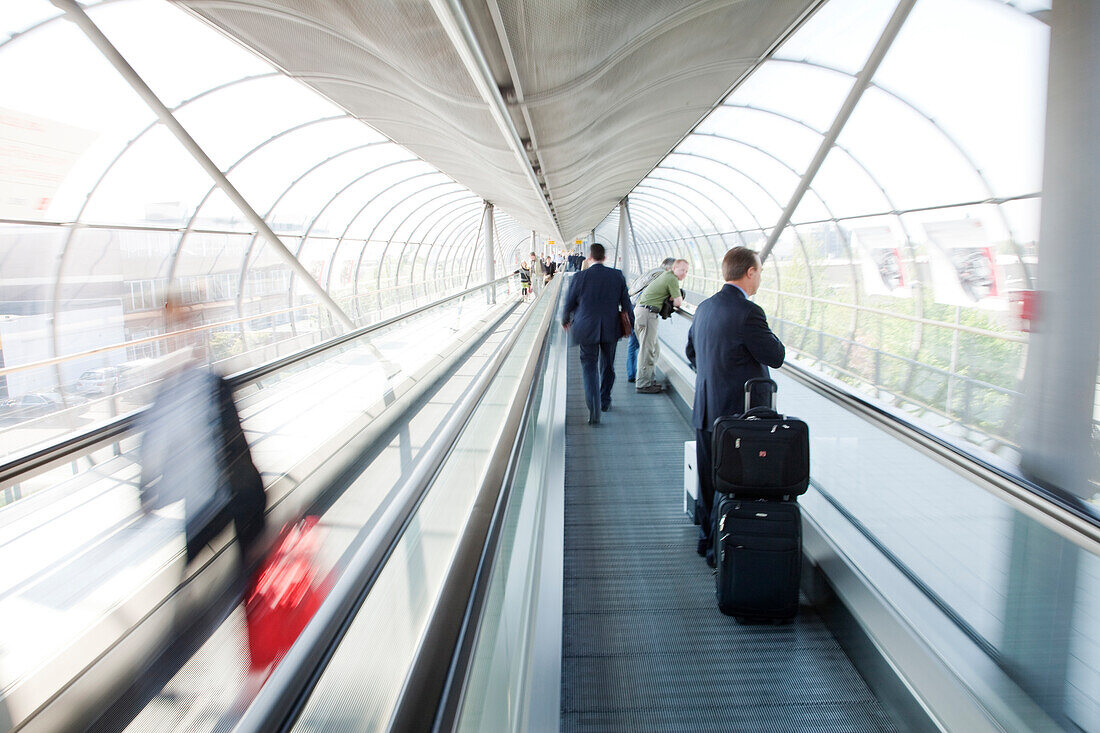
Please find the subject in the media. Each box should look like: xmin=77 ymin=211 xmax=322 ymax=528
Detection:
xmin=685 ymin=284 xmax=785 ymax=430
xmin=561 ymin=262 xmax=634 ymax=345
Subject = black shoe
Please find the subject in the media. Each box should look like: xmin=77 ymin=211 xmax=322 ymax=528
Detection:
xmin=636 ymin=384 xmax=663 ymax=394
xmin=696 ymin=538 xmax=708 ymax=557
xmin=706 ymin=551 xmax=716 ymax=569
xmin=601 ymin=402 xmax=611 ymax=412
xmin=627 ymin=377 xmax=636 ymax=383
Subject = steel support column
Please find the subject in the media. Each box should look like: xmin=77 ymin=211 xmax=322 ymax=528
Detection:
xmin=617 ymin=199 xmax=633 ymax=284
xmin=484 ymin=203 xmax=496 ymax=303
xmin=1007 ymin=2 xmax=1100 ymax=725
xmin=1021 ymin=1 xmax=1100 ymax=498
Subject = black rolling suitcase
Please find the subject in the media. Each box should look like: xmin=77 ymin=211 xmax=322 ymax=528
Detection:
xmin=711 ymin=379 xmax=808 ymax=621
xmin=715 ymin=497 xmax=801 ymax=620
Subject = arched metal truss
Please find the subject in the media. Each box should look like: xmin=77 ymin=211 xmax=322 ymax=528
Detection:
xmin=599 ymin=6 xmax=1044 ymax=449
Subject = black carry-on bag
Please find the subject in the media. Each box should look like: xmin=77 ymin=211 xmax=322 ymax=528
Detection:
xmin=711 ymin=379 xmax=809 ymax=499
xmin=711 ymin=379 xmax=808 ymax=621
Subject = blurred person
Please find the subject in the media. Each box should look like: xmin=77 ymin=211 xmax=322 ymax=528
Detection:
xmin=686 ymin=247 xmax=784 ymax=566
xmin=529 ymin=252 xmax=545 ymax=294
xmin=517 ymin=258 xmax=533 ymax=301
xmin=115 ymin=294 xmax=270 ymax=723
xmin=139 ymin=294 xmax=266 ymax=570
xmin=562 ymin=243 xmax=634 ymax=424
xmin=633 ymin=258 xmax=689 ymax=393
xmin=626 ymin=257 xmax=676 ymax=383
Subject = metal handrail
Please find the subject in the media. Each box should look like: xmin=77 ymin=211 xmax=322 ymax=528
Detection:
xmin=683 ymin=277 xmax=1028 ymax=343
xmin=235 ymin=278 xmax=559 ymax=733
xmin=678 ymin=289 xmax=1028 ymax=447
xmin=0 ymin=274 xmax=486 ymax=379
xmin=669 ymin=307 xmax=1100 ymax=553
xmin=0 ymin=277 xmax=512 ymax=488
xmin=774 ymin=318 xmax=1021 ymax=444
xmin=387 ymin=280 xmax=560 ymax=732
xmin=227 ymin=276 xmax=511 ymax=387
xmin=761 ymin=286 xmax=1028 ymax=343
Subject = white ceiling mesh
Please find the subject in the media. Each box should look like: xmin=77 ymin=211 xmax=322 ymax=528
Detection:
xmin=174 ymin=0 xmax=817 ymax=239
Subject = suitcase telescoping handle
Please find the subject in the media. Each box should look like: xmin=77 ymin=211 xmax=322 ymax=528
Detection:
xmin=744 ymin=377 xmax=778 ymax=413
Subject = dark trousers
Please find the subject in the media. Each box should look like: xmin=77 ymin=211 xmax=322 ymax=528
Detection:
xmin=696 ymin=427 xmax=715 ymax=551
xmin=579 ymin=341 xmax=617 ymax=418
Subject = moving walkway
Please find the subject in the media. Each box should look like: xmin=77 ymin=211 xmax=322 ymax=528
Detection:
xmin=2 ymin=274 xmax=1098 ymax=732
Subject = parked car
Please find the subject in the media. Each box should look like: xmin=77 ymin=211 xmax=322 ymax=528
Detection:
xmin=0 ymin=392 xmax=89 ymax=420
xmin=76 ymin=367 xmax=122 ymax=396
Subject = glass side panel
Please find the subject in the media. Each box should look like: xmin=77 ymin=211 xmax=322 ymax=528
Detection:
xmin=729 ymin=61 xmax=855 ymax=146
xmin=224 ymin=119 xmax=386 ymax=217
xmin=834 ymin=87 xmax=990 ymax=212
xmin=291 ymin=287 xmax=553 ymax=732
xmin=0 ymin=0 xmax=62 ymax=44
xmin=874 ymin=0 xmax=1047 ymax=199
xmin=91 ymin=0 xmax=271 ymax=109
xmin=773 ymin=0 xmax=899 ymax=76
xmin=0 ymin=283 xmax=519 ymax=733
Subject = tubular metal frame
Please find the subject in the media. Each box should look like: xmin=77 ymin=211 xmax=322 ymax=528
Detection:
xmin=0 ymin=274 xmax=513 ymax=489
xmin=630 ymin=179 xmax=730 ymax=277
xmin=620 ymin=189 xmax=716 ymax=279
xmin=384 ymin=190 xmax=474 ymax=298
xmin=416 ymin=200 xmax=485 ymax=283
xmin=401 ymin=197 xmax=484 ymax=290
xmin=767 ymin=57 xmax=1035 ymax=286
xmin=371 ymin=183 xmax=470 ymax=295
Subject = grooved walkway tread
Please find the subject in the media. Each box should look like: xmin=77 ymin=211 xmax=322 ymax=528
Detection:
xmin=560 ymin=346 xmax=899 ymax=732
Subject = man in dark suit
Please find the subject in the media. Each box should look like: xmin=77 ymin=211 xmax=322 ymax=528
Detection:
xmin=562 ymin=243 xmax=634 ymax=424
xmin=686 ymin=246 xmax=785 ymax=564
